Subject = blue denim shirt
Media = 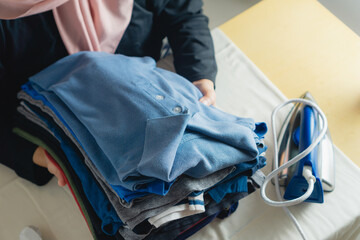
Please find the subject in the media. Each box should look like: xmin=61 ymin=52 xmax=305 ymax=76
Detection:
xmin=27 ymin=52 xmax=266 ymax=191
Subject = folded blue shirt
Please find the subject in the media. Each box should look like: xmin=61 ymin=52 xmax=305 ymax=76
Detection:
xmin=26 ymin=51 xmax=267 ymax=191
xmin=21 ymin=85 xmax=174 ymax=201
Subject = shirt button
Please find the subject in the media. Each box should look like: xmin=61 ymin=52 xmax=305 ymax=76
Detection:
xmin=155 ymin=95 xmax=165 ymax=100
xmin=173 ymin=106 xmax=182 ymax=113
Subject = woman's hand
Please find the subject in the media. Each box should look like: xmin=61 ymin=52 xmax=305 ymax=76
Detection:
xmin=33 ymin=146 xmax=66 ymax=187
xmin=192 ymin=79 xmax=216 ymax=106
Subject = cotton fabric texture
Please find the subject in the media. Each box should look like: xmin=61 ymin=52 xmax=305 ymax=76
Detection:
xmin=16 ymin=94 xmax=236 ymax=231
xmin=25 ymin=51 xmax=266 ymax=192
xmin=15 ymin=98 xmax=265 ymax=239
xmin=17 ymin=83 xmax=255 ymax=235
xmin=15 ymin=51 xmax=267 ymax=239
xmin=17 ymin=95 xmax=171 ymax=206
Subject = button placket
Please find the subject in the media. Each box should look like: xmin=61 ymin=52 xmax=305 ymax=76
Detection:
xmin=154 ymin=93 xmax=186 ymax=115
xmin=136 ymin=79 xmax=188 ymax=115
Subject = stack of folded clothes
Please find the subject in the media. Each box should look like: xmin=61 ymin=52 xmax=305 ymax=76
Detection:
xmin=13 ymin=52 xmax=267 ymax=240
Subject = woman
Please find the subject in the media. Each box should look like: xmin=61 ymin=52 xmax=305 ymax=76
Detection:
xmin=0 ymin=0 xmax=217 ymax=186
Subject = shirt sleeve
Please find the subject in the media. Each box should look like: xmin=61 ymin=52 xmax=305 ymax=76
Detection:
xmin=158 ymin=0 xmax=218 ymax=84
xmin=0 ymin=23 xmax=53 ymax=186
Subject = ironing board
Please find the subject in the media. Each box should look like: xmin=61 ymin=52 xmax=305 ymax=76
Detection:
xmin=191 ymin=28 xmax=360 ymax=240
xmin=0 ymin=29 xmax=359 ymax=240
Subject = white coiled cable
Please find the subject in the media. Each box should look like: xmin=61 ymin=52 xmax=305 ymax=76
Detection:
xmin=260 ymin=99 xmax=328 ymax=240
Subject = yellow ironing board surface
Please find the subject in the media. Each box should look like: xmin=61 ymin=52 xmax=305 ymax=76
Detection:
xmin=220 ymin=0 xmax=360 ymax=166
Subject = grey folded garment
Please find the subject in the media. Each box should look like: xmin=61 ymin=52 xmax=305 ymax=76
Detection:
xmin=17 ymin=92 xmax=235 ymax=228
xmin=118 ymin=170 xmax=266 ymax=240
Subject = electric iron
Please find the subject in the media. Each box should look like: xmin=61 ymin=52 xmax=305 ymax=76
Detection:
xmin=272 ymin=92 xmax=335 ymax=203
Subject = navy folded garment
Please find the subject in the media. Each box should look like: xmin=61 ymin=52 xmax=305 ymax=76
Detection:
xmin=22 ymin=51 xmax=267 ymax=192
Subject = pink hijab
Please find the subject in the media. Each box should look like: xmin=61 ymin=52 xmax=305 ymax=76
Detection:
xmin=0 ymin=0 xmax=133 ymax=54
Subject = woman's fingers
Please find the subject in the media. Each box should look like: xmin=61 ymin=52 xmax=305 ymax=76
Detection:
xmin=33 ymin=146 xmax=66 ymax=187
xmin=46 ymin=160 xmax=66 ymax=187
xmin=192 ymin=79 xmax=216 ymax=106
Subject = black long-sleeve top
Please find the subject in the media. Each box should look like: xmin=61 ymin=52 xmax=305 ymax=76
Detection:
xmin=0 ymin=0 xmax=217 ymax=185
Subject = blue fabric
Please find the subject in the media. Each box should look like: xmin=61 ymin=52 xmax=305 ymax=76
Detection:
xmin=208 ymin=175 xmax=248 ymax=203
xmin=207 ymin=147 xmax=266 ymax=203
xmin=220 ymin=144 xmax=267 ymax=183
xmin=25 ymin=51 xmax=266 ymax=191
xmin=114 ymin=179 xmax=174 ymax=202
xmin=221 ymin=155 xmax=266 ymax=183
xmin=21 ymin=84 xmax=174 ymax=200
xmin=188 ymin=151 xmax=266 ymax=204
xmin=19 ymin=100 xmax=124 ymax=235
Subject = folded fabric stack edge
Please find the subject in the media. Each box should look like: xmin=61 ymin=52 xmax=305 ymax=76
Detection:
xmin=12 ymin=127 xmax=96 ymax=238
xmin=14 ymin=51 xmax=267 ymax=240
xmin=12 ymin=124 xmax=120 ymax=240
